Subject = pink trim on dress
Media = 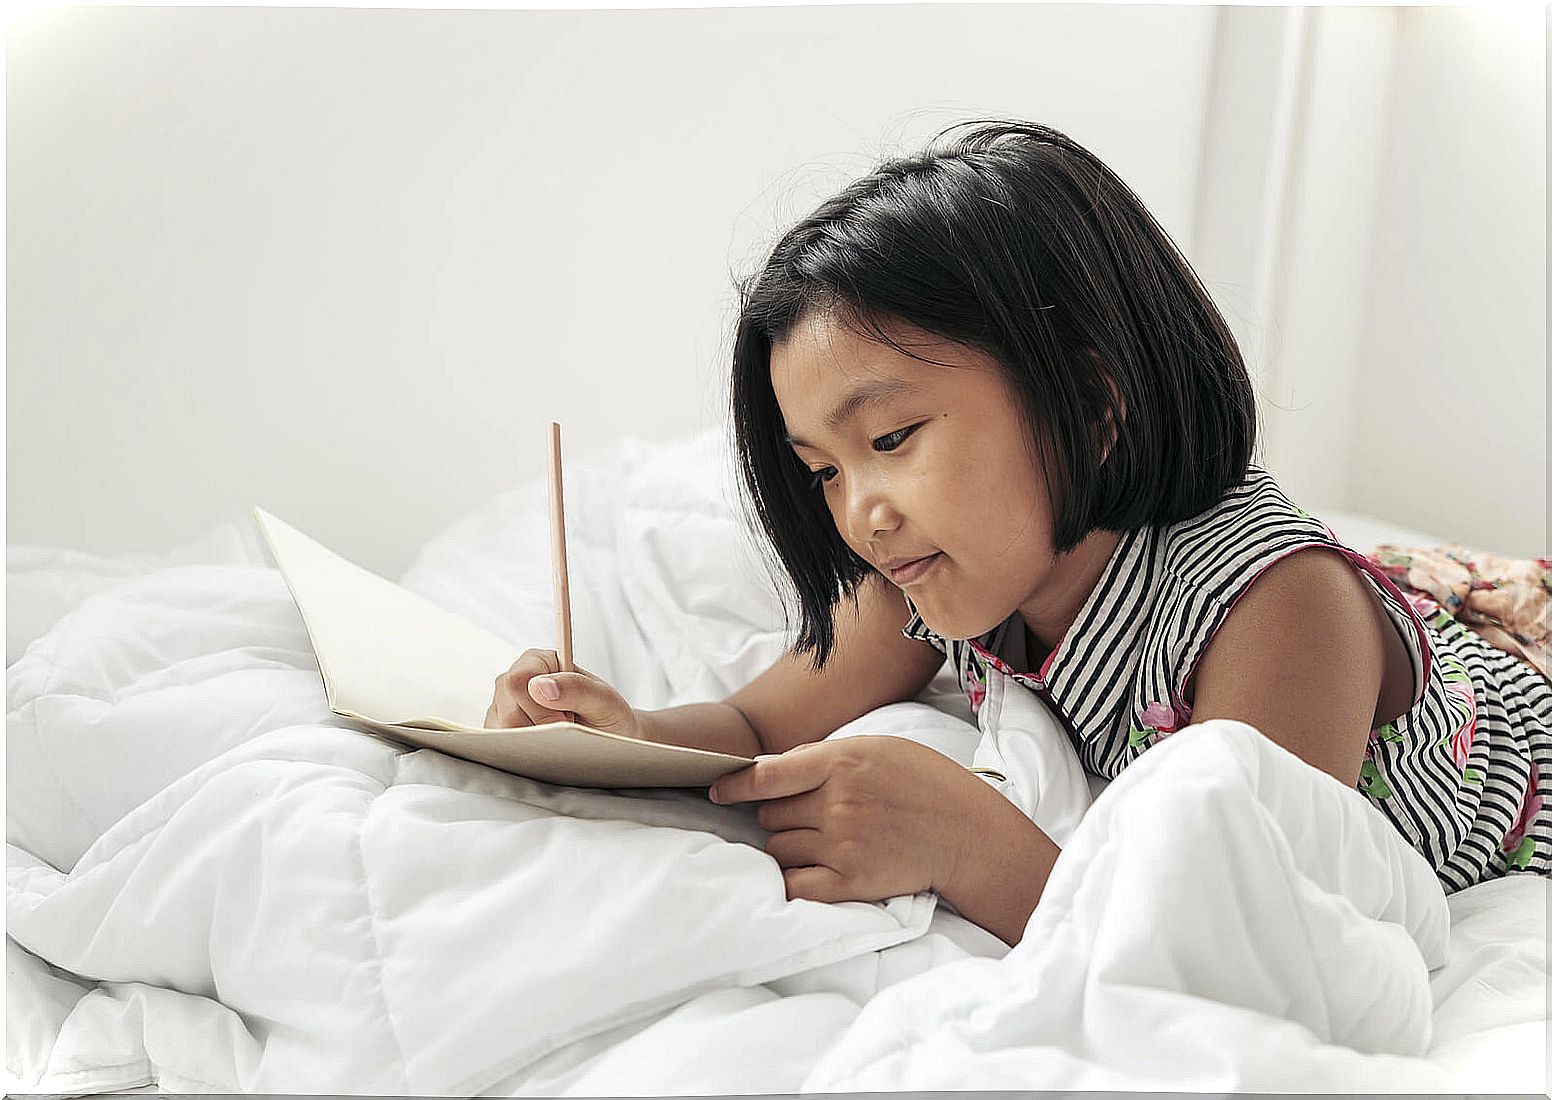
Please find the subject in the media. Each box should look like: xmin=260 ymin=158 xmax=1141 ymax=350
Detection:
xmin=1335 ymin=546 xmax=1435 ymax=707
xmin=967 ymin=638 xmax=1018 ymax=678
xmin=970 ymin=632 xmax=1058 ymax=684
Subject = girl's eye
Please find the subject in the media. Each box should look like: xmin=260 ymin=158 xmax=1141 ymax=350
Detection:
xmin=804 ymin=425 xmax=919 ymax=491
xmin=881 ymin=422 xmax=912 ymax=453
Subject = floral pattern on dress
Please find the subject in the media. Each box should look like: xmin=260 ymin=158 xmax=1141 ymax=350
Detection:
xmin=1359 ymin=759 xmax=1393 ymax=799
xmin=1365 ymin=720 xmax=1406 ymax=772
xmin=1502 ymin=760 xmax=1543 ymax=870
xmin=1428 ymin=651 xmax=1479 ymax=770
xmin=965 ymin=659 xmax=987 ymax=716
xmin=1128 ymin=693 xmax=1194 ymax=749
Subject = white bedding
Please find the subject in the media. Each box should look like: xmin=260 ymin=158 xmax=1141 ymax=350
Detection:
xmin=6 ymin=427 xmax=1548 ymax=1094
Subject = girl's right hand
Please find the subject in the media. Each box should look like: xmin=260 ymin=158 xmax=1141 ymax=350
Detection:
xmin=484 ymin=648 xmax=644 ymax=740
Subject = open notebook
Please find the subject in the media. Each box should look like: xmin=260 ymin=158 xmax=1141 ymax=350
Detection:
xmin=252 ymin=507 xmax=754 ymax=788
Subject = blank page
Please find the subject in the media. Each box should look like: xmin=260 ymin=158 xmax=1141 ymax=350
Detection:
xmin=251 ymin=507 xmax=753 ymax=787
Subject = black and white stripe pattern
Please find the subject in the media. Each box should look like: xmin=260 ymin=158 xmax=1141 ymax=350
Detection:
xmin=902 ymin=465 xmax=1550 ymax=892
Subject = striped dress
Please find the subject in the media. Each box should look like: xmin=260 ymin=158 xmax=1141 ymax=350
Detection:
xmin=901 ymin=464 xmax=1550 ymax=893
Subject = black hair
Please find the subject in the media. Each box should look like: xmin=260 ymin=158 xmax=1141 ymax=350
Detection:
xmin=729 ymin=118 xmax=1257 ymax=670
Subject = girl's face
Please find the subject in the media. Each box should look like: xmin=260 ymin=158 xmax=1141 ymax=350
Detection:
xmin=769 ymin=311 xmax=1065 ymax=642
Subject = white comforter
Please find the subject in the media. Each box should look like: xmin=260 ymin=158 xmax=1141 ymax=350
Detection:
xmin=7 ymin=428 xmax=1548 ymax=1094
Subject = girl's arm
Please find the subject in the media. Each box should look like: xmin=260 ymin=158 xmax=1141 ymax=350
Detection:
xmin=727 ymin=570 xmax=949 ymax=754
xmin=640 ymin=570 xmax=947 ymax=756
xmin=635 ymin=702 xmax=763 ymax=757
xmin=935 ymin=786 xmax=1063 ymax=946
xmin=1186 ymin=546 xmax=1404 ymax=785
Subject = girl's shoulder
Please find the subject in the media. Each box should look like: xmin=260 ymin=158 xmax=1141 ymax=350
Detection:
xmin=1146 ymin=462 xmax=1434 ymax=718
xmin=1156 ymin=464 xmax=1338 ymax=592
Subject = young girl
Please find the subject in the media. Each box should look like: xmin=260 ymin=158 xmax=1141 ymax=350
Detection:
xmin=487 ymin=119 xmax=1550 ymax=947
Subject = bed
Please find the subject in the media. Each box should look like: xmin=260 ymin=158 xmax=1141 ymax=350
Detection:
xmin=7 ymin=427 xmax=1547 ymax=1095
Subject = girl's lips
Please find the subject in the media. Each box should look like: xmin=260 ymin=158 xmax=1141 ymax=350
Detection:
xmin=888 ymin=552 xmax=942 ymax=584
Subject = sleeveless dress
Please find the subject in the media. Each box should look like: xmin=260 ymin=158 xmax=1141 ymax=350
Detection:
xmin=900 ymin=464 xmax=1551 ymax=892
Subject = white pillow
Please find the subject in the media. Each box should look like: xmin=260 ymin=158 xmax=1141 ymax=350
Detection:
xmin=1308 ymin=509 xmax=1448 ymax=556
xmin=610 ymin=427 xmax=794 ymax=704
xmin=968 ymin=665 xmax=1094 ymax=848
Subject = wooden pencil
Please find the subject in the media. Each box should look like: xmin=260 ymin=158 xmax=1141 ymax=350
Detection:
xmin=546 ymin=422 xmax=576 ymax=722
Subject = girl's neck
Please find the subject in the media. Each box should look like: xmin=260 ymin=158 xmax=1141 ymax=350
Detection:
xmin=1018 ymin=528 xmax=1123 ymax=667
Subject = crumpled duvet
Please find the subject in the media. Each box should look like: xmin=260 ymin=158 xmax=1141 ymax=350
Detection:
xmin=4 ymin=697 xmax=1503 ymax=1094
xmin=805 ymin=709 xmax=1459 ymax=1093
xmin=7 ymin=723 xmax=946 ymax=1094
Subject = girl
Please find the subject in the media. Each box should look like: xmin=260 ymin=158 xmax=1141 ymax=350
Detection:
xmin=487 ymin=119 xmax=1550 ymax=947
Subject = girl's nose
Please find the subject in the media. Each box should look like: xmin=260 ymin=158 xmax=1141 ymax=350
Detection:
xmin=841 ymin=477 xmax=901 ymax=542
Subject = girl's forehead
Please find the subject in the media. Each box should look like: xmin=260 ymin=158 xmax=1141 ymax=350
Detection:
xmin=771 ymin=314 xmax=990 ymax=391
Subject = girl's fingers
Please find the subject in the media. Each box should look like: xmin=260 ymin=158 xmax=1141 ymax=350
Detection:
xmin=763 ymin=827 xmax=828 ymax=870
xmin=498 ymin=679 xmax=552 ymax=727
xmin=754 ymin=789 xmax=825 ymax=833
xmin=782 ymin=864 xmax=850 ymax=904
xmin=487 ymin=650 xmax=619 ymax=729
xmin=711 ymin=745 xmax=832 ymax=804
xmin=487 ymin=653 xmax=552 ymax=727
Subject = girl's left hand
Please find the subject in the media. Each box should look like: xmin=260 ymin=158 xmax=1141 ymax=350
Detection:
xmin=708 ymin=735 xmax=992 ymax=903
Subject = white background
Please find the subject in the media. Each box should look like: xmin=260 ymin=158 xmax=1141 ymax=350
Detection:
xmin=7 ymin=2 xmax=1545 ymax=577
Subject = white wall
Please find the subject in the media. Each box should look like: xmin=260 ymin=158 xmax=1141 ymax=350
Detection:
xmin=1344 ymin=5 xmax=1546 ymax=556
xmin=1246 ymin=4 xmax=1546 ymax=558
xmin=6 ymin=3 xmax=1215 ymax=577
xmin=1241 ymin=6 xmax=1399 ymax=505
xmin=7 ymin=3 xmax=1545 ymax=575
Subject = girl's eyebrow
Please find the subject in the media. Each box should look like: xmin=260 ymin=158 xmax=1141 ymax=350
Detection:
xmin=782 ymin=378 xmax=915 ymax=449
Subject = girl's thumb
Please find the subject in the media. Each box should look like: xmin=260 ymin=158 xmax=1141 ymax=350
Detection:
xmin=528 ymin=674 xmax=581 ymax=725
xmin=529 ymin=672 xmax=632 ymax=733
xmin=529 ymin=675 xmax=566 ymax=703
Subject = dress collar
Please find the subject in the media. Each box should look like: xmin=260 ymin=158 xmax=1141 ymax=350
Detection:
xmin=905 ymin=526 xmax=1152 ymax=688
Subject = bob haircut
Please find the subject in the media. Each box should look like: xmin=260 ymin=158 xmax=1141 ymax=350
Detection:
xmin=729 ymin=119 xmax=1257 ymax=670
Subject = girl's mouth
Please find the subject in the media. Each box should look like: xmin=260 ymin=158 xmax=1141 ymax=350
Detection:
xmin=888 ymin=552 xmax=942 ymax=585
